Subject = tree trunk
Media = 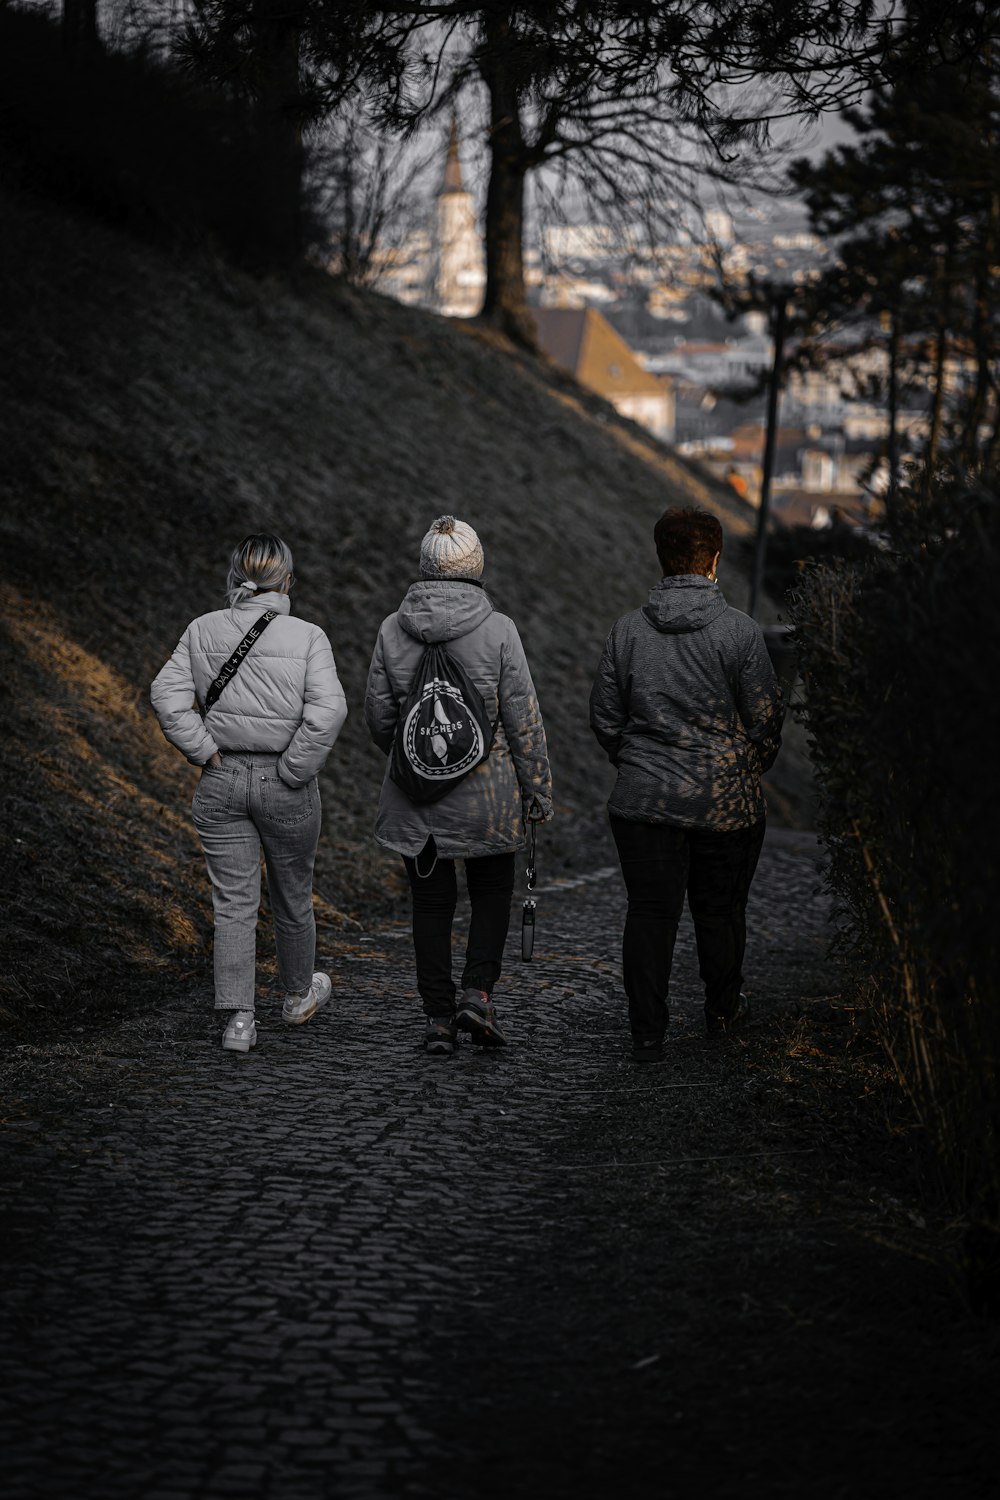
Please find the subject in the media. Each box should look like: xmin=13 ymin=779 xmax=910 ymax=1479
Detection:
xmin=62 ymin=0 xmax=98 ymax=61
xmin=982 ymin=377 xmax=1000 ymax=470
xmin=749 ymin=294 xmax=788 ymax=621
xmin=886 ymin=310 xmax=900 ymax=524
xmin=965 ymin=189 xmax=997 ymax=466
xmin=478 ymin=14 xmax=535 ymax=346
xmin=340 ymin=126 xmax=357 ymax=280
xmin=251 ymin=2 xmax=304 ymax=266
xmin=968 ymin=49 xmax=998 ymax=469
xmin=482 ymin=146 xmax=533 ymax=344
xmin=922 ymin=250 xmax=952 ymax=497
xmin=923 ymin=324 xmax=948 ymax=496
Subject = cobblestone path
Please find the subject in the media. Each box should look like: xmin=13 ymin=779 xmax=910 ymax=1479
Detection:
xmin=1 ymin=830 xmax=995 ymax=1500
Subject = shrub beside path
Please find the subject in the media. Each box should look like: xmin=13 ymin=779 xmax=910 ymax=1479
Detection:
xmin=1 ymin=828 xmax=996 ymax=1499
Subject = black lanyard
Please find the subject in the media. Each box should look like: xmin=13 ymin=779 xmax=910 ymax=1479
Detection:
xmin=203 ymin=610 xmax=278 ymax=713
xmin=521 ymin=821 xmax=538 ymax=961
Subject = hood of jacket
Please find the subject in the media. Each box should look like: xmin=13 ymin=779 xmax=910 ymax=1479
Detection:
xmin=641 ymin=575 xmax=728 ymax=635
xmin=397 ymin=579 xmax=494 ymax=644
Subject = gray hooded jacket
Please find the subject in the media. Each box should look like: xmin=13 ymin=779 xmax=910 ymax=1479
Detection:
xmin=589 ymin=575 xmax=783 ymax=831
xmin=365 ymin=580 xmax=553 ymax=858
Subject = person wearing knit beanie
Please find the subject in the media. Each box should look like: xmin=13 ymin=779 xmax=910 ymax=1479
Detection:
xmin=419 ymin=516 xmax=485 ymax=580
xmin=365 ymin=515 xmax=554 ymax=1056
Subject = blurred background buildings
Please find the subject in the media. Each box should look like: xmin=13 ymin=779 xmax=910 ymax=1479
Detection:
xmin=371 ymin=125 xmax=931 ymax=531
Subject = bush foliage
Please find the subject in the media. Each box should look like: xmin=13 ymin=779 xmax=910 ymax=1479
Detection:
xmin=736 ymin=519 xmax=881 ymax=606
xmin=789 ymin=478 xmax=1000 ymax=1282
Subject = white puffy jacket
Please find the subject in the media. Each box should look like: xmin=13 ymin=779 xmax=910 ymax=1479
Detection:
xmin=151 ymin=592 xmax=348 ymax=787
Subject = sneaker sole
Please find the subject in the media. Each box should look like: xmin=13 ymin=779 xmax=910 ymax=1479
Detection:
xmin=282 ymin=999 xmax=318 ymax=1026
xmin=283 ymin=991 xmax=334 ymax=1026
xmin=425 ymin=1040 xmax=455 ymax=1056
xmin=222 ymin=1032 xmax=256 ymax=1053
xmin=456 ymin=1014 xmax=506 ymax=1047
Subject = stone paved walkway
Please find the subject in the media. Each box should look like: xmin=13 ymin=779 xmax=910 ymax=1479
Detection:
xmin=1 ymin=829 xmax=996 ymax=1500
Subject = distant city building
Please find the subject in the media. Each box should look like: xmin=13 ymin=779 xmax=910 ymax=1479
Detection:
xmin=542 ymin=224 xmax=617 ymax=263
xmin=532 ymin=306 xmax=675 ymax=441
xmin=370 ymin=230 xmax=432 ymax=307
xmin=539 ymin=275 xmax=617 ymax=308
xmin=376 ymin=124 xmax=485 ymax=315
xmin=704 ymin=209 xmax=734 ymax=246
xmin=367 ymin=141 xmax=922 ymax=524
xmin=773 ymin=231 xmax=824 ymax=252
xmin=431 ymin=122 xmax=484 ymax=319
xmin=647 ymin=337 xmax=772 ymax=391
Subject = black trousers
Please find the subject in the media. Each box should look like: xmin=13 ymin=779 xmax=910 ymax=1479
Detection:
xmin=610 ymin=815 xmax=766 ymax=1043
xmin=402 ymin=838 xmax=516 ymax=1017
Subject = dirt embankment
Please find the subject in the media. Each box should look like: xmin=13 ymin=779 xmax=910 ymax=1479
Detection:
xmin=0 ymin=183 xmax=810 ymax=1035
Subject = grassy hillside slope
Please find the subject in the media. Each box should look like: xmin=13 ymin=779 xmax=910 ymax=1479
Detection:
xmin=0 ymin=183 xmax=807 ymax=1036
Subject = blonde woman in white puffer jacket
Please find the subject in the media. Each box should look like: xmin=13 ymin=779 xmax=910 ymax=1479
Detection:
xmin=151 ymin=533 xmax=348 ymax=1053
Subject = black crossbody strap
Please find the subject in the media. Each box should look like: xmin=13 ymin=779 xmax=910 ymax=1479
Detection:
xmin=203 ymin=610 xmax=278 ymax=713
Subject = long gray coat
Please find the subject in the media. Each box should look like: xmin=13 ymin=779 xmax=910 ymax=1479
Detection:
xmin=365 ymin=581 xmax=553 ymax=858
xmin=589 ymin=575 xmax=783 ymax=832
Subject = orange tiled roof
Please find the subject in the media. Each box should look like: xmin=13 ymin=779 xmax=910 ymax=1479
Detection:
xmin=532 ymin=307 xmax=664 ymax=399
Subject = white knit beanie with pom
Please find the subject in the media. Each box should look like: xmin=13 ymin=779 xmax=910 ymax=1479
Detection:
xmin=419 ymin=515 xmax=485 ymax=579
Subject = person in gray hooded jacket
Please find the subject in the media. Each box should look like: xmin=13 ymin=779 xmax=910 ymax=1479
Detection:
xmin=589 ymin=506 xmax=783 ymax=1060
xmin=365 ymin=516 xmax=552 ymax=1055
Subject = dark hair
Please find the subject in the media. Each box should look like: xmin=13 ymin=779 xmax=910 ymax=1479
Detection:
xmin=653 ymin=507 xmax=723 ymax=576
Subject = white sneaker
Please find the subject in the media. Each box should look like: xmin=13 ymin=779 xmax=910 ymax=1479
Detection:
xmin=222 ymin=1011 xmax=257 ymax=1053
xmin=282 ymin=971 xmax=332 ymax=1026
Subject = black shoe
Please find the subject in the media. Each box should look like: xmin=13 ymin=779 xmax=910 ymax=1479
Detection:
xmin=631 ymin=1038 xmax=664 ymax=1063
xmin=455 ymin=989 xmax=507 ymax=1047
xmin=706 ymin=993 xmax=751 ymax=1037
xmin=425 ymin=1015 xmax=457 ymax=1055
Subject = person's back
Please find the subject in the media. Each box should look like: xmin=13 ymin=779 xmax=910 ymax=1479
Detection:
xmin=156 ymin=602 xmax=343 ymax=787
xmin=365 ymin=515 xmax=552 ymax=1055
xmin=593 ymin=574 xmax=781 ymax=832
xmin=368 ymin=576 xmax=547 ymax=861
xmin=590 ymin=506 xmax=783 ymax=1062
xmin=151 ymin=532 xmax=347 ymax=1053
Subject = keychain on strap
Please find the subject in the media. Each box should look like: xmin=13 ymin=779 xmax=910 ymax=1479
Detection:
xmin=521 ymin=819 xmax=537 ymax=961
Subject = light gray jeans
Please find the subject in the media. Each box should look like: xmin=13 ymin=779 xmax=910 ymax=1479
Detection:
xmin=191 ymin=751 xmax=321 ymax=1011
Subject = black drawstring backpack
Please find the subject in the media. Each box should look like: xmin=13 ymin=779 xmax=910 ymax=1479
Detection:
xmin=389 ymin=644 xmax=497 ymax=805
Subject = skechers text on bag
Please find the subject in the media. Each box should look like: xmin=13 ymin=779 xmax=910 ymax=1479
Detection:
xmin=389 ymin=644 xmax=496 ymax=804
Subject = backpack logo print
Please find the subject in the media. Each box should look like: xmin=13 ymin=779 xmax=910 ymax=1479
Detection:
xmin=403 ymin=678 xmax=484 ymax=780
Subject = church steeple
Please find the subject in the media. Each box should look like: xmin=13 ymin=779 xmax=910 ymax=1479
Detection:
xmin=432 ymin=116 xmax=483 ymax=317
xmin=440 ymin=118 xmax=465 ymax=196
